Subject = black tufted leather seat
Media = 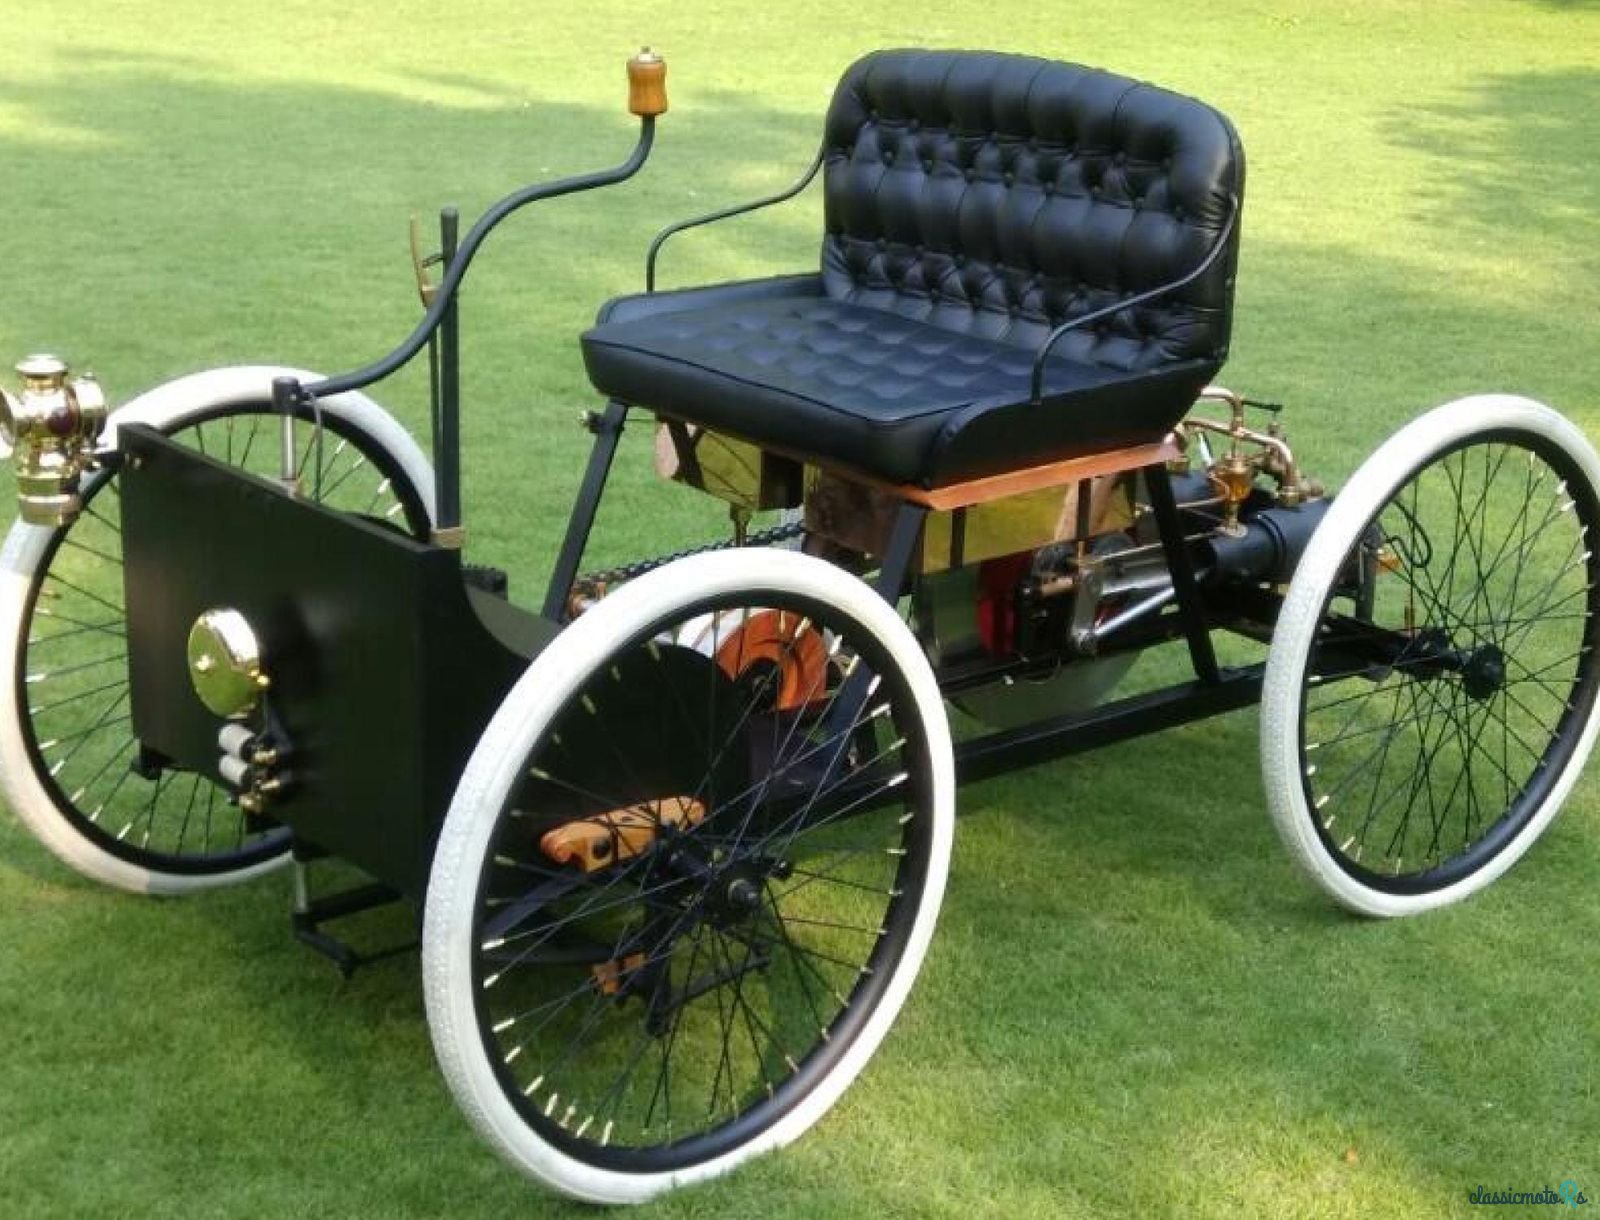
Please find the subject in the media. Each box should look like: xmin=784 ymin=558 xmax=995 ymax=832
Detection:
xmin=582 ymin=49 xmax=1244 ymax=487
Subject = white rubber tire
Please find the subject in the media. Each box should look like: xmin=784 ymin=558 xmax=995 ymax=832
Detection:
xmin=1262 ymin=394 xmax=1600 ymax=916
xmin=423 ymin=548 xmax=954 ymax=1204
xmin=0 ymin=365 xmax=435 ymax=895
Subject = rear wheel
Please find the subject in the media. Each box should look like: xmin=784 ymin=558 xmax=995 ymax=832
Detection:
xmin=0 ymin=366 xmax=434 ymax=893
xmin=424 ymin=548 xmax=953 ymax=1203
xmin=1262 ymin=395 xmax=1600 ymax=915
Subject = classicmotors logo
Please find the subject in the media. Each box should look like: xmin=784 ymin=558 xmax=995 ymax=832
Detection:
xmin=1468 ymin=1182 xmax=1588 ymax=1208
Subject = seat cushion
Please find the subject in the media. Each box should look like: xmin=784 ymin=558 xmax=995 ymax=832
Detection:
xmin=820 ymin=50 xmax=1244 ymax=369
xmin=582 ymin=278 xmax=1216 ymax=486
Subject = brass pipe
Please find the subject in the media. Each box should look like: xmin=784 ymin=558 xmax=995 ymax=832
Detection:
xmin=1181 ymin=414 xmax=1303 ymax=505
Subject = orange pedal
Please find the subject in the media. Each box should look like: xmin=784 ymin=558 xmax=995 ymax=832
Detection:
xmin=539 ymin=795 xmax=706 ymax=872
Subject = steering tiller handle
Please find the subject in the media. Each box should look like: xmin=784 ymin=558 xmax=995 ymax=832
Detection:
xmin=628 ymin=48 xmax=668 ymax=118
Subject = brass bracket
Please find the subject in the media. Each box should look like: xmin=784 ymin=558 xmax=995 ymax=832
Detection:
xmin=430 ymin=524 xmax=466 ymax=550
xmin=409 ymin=215 xmax=444 ymax=308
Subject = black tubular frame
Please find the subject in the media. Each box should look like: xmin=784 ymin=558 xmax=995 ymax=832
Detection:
xmin=436 ymin=208 xmax=462 ymax=531
xmin=245 ymin=107 xmax=1266 ymax=794
xmin=268 ymin=117 xmax=658 ymax=538
xmin=542 ymin=401 xmax=629 ymax=621
xmin=309 ymin=120 xmax=656 ymax=403
xmin=1029 ymin=193 xmax=1241 ymax=403
xmin=1146 ymin=464 xmax=1221 ymax=683
xmin=644 ymin=146 xmax=825 ymax=292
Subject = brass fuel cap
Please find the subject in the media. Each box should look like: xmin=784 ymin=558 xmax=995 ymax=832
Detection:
xmin=187 ymin=608 xmax=269 ymax=719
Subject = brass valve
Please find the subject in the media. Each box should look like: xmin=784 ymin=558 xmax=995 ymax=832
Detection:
xmin=1 ymin=354 xmax=108 ymax=527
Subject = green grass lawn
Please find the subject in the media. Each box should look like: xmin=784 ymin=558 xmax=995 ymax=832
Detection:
xmin=3 ymin=1 xmax=1599 ymax=1216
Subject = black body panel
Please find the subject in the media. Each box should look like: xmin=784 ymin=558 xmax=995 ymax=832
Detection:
xmin=119 ymin=426 xmax=557 ymax=898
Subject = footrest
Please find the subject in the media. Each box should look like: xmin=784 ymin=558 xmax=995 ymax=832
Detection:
xmin=289 ymin=852 xmax=416 ymax=978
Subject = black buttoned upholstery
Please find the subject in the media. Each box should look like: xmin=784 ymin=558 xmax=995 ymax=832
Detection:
xmin=583 ymin=49 xmax=1244 ymax=487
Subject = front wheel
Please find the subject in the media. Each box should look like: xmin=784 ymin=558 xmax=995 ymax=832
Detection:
xmin=423 ymin=548 xmax=954 ymax=1203
xmin=1262 ymin=395 xmax=1600 ymax=916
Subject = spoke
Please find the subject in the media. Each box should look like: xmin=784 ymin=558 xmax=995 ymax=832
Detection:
xmin=318 ymin=449 xmax=371 ymax=504
xmin=737 ymin=924 xmax=873 ymax=974
xmin=1504 ymin=662 xmax=1582 ymax=708
xmin=1410 ymin=675 xmax=1526 ymax=812
xmin=66 ymin=733 xmax=136 ymax=807
xmin=1346 ymin=680 xmax=1414 ymax=857
xmin=643 ymin=920 xmax=713 ymax=1134
xmin=684 ymin=620 xmax=832 ymax=827
xmin=120 ymin=771 xmax=168 ymax=842
xmin=28 ymin=651 xmax=127 ymax=682
xmin=767 ymin=911 xmax=884 ymax=937
xmin=1481 ymin=693 xmax=1550 ymax=776
xmin=202 ymin=778 xmax=219 ymax=852
xmin=29 ymin=606 xmax=126 ymax=636
xmin=237 ymin=414 xmax=263 ymax=468
xmin=40 ymin=572 xmax=125 ymax=620
xmin=365 ymin=476 xmax=394 ymax=517
xmin=1499 ymin=683 xmax=1563 ymax=740
xmin=778 ymin=861 xmax=896 ymax=898
xmin=1499 ymin=581 xmax=1593 ymax=656
xmin=1307 ymin=699 xmax=1432 ymax=754
xmin=29 ymin=619 xmax=127 ymax=645
xmin=82 ymin=503 xmax=123 ymax=537
xmin=763 ymin=882 xmax=832 ymax=1046
xmin=1452 ymin=455 xmax=1556 ymax=619
xmin=1499 ymin=531 xmax=1588 ymax=644
xmin=39 ymin=691 xmax=131 ymax=772
xmin=28 ymin=676 xmax=128 ymax=716
xmin=1308 ymin=682 xmax=1422 ymax=813
xmin=174 ymin=773 xmax=203 ymax=856
xmin=756 ymin=758 xmax=910 ymax=865
xmin=61 ymin=536 xmax=124 ymax=566
xmin=486 ymin=869 xmax=685 ymax=953
xmin=708 ymin=927 xmax=781 ymax=1105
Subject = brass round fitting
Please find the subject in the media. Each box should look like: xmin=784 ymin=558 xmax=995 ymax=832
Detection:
xmin=187 ymin=608 xmax=269 ymax=719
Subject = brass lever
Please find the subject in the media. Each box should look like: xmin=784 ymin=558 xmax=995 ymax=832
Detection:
xmin=408 ymin=214 xmax=444 ymax=307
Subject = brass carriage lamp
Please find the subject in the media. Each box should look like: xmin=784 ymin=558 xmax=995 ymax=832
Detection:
xmin=0 ymin=354 xmax=108 ymax=526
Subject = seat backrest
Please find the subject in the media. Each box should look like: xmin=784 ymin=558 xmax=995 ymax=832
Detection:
xmin=821 ymin=49 xmax=1244 ymax=372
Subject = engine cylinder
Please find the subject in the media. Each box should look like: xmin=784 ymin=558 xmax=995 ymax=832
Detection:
xmin=1205 ymin=498 xmax=1332 ymax=585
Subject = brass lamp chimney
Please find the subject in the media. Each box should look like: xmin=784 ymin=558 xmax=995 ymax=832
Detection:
xmin=0 ymin=355 xmax=108 ymax=526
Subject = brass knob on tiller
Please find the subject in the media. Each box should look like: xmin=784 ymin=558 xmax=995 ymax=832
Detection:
xmin=628 ymin=47 xmax=668 ymax=118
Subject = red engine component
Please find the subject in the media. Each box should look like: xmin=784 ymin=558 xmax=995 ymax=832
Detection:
xmin=975 ymin=551 xmax=1035 ymax=656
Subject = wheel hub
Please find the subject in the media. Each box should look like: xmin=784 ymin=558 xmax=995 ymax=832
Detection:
xmin=1461 ymin=643 xmax=1507 ymax=701
xmin=707 ymin=863 xmax=767 ymax=926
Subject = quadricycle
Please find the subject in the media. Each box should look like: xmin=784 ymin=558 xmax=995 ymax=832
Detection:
xmin=3 ymin=48 xmax=1596 ymax=1204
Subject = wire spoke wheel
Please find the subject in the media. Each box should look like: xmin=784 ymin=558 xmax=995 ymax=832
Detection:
xmin=0 ymin=368 xmax=433 ymax=892
xmin=1263 ymin=396 xmax=1600 ymax=914
xmin=425 ymin=549 xmax=952 ymax=1203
